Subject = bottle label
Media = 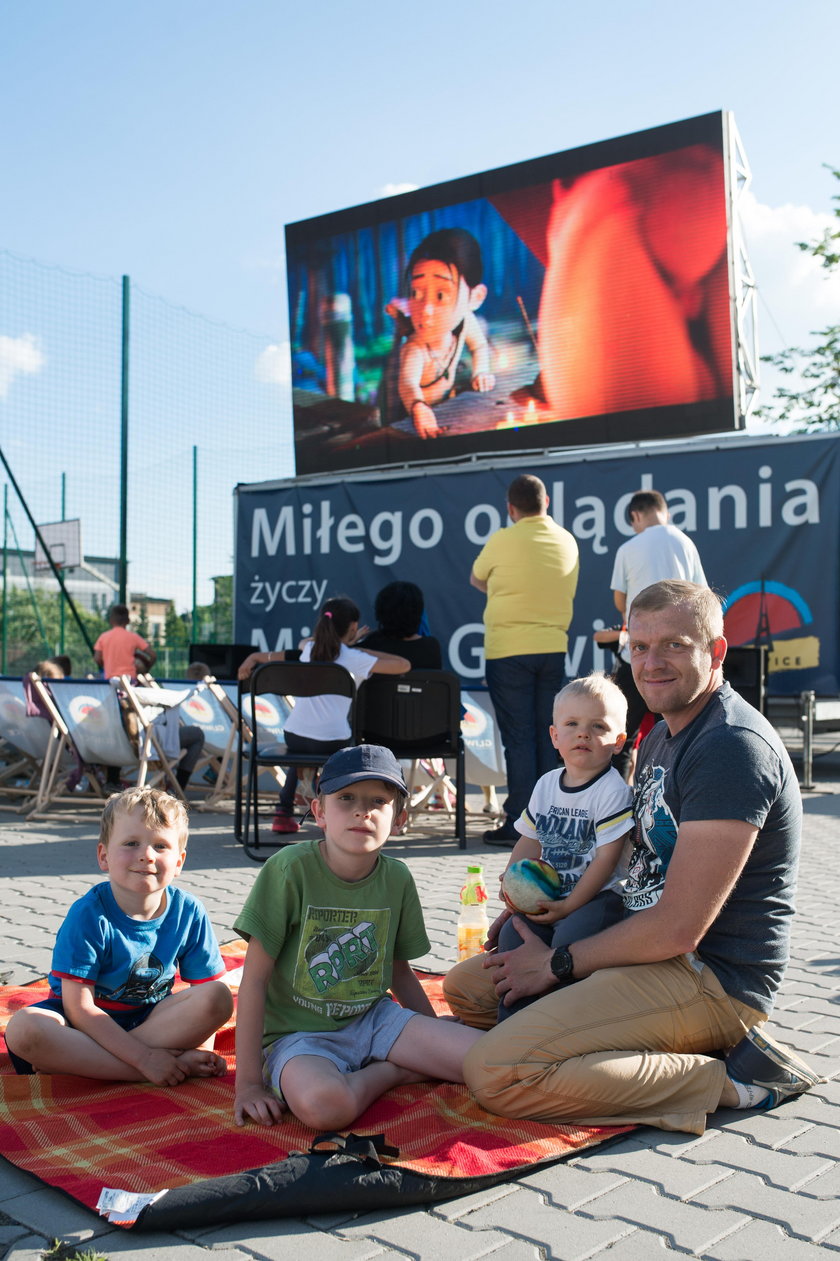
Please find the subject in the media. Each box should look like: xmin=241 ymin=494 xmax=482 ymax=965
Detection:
xmin=457 ymin=922 xmax=488 ymax=960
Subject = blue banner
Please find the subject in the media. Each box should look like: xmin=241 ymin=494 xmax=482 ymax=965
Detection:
xmin=235 ymin=433 xmax=840 ymax=696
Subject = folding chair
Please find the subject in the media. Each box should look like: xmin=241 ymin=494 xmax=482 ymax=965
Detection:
xmin=30 ymin=679 xmax=165 ymax=815
xmin=0 ymin=678 xmax=57 ymax=809
xmin=356 ymin=670 xmax=466 ymax=849
xmin=117 ymin=677 xmax=192 ymax=800
xmin=239 ymin=660 xmax=357 ymax=861
xmin=197 ymin=679 xmax=255 ymax=812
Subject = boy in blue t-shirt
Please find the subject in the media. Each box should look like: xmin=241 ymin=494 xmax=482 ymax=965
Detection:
xmin=6 ymin=787 xmax=232 ymax=1083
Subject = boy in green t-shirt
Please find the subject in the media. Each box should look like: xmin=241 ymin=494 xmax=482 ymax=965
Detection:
xmin=233 ymin=744 xmax=482 ymax=1130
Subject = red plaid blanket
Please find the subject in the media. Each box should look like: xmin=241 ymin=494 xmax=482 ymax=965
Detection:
xmin=0 ymin=942 xmax=631 ymax=1223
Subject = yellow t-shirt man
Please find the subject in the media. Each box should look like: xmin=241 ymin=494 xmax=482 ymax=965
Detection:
xmin=472 ymin=514 xmax=579 ymax=660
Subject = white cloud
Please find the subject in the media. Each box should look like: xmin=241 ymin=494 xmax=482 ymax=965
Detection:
xmin=738 ymin=191 xmax=839 ymax=426
xmin=0 ymin=332 xmax=45 ymax=398
xmin=255 ymin=341 xmax=291 ymax=385
xmin=740 ymin=191 xmax=839 ymax=349
xmin=377 ymin=182 xmax=419 ymax=198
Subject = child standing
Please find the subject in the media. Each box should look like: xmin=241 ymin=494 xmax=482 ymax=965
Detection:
xmin=93 ymin=603 xmax=156 ymax=680
xmin=6 ymin=787 xmax=232 ymax=1082
xmin=233 ymin=744 xmax=483 ymax=1130
xmin=491 ymin=673 xmax=634 ymax=1021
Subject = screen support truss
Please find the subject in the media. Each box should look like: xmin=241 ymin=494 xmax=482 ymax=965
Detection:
xmin=725 ymin=113 xmax=760 ymax=426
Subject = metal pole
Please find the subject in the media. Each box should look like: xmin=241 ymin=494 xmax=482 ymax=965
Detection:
xmin=800 ymin=690 xmax=815 ymax=792
xmin=119 ymin=275 xmax=130 ymax=604
xmin=0 ymin=443 xmax=95 ymax=654
xmin=2 ymin=485 xmax=8 ymax=674
xmin=59 ymin=471 xmax=66 ymax=654
xmin=191 ymin=444 xmax=198 ymax=644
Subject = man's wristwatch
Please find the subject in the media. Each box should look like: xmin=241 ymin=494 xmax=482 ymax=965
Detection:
xmin=550 ymin=946 xmax=574 ymax=983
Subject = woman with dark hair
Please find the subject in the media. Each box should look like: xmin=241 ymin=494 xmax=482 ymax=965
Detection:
xmin=239 ymin=596 xmax=410 ymax=835
xmin=357 ymin=581 xmax=442 ymax=670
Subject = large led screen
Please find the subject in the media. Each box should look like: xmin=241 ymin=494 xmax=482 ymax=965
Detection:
xmin=286 ymin=112 xmax=736 ymax=476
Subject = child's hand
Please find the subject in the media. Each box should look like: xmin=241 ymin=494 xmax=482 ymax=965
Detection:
xmin=411 ymin=401 xmax=441 ymax=439
xmin=140 ymin=1047 xmax=188 ymax=1087
xmin=526 ymin=899 xmax=566 ymax=925
xmin=472 ymin=372 xmax=496 ymax=393
xmin=235 ymin=1083 xmax=287 ymax=1127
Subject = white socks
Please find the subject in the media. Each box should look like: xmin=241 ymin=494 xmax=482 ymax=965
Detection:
xmin=729 ymin=1077 xmax=771 ymax=1109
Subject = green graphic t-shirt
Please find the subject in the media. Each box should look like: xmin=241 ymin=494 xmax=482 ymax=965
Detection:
xmin=234 ymin=839 xmax=430 ymax=1044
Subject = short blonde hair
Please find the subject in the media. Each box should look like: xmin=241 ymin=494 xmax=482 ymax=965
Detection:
xmin=100 ymin=786 xmax=189 ymax=851
xmin=553 ymin=672 xmax=628 ymax=730
xmin=629 ymin=580 xmax=723 ymax=649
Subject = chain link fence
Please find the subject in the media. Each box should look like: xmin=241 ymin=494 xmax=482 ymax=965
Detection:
xmin=0 ymin=248 xmax=293 ymax=676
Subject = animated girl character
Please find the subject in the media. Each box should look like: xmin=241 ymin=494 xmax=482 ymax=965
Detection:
xmin=385 ymin=228 xmax=495 ymax=439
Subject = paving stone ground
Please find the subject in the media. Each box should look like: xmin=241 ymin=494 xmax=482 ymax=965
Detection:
xmin=1 ymin=743 xmax=838 ymax=1261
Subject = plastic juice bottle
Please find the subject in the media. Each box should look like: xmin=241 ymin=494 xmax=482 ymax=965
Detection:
xmin=457 ymin=864 xmax=489 ymax=960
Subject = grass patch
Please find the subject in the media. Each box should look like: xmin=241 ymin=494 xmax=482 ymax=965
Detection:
xmin=42 ymin=1241 xmax=108 ymax=1261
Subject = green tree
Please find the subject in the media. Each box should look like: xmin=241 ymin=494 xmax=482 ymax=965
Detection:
xmin=136 ymin=599 xmax=150 ymax=640
xmin=757 ymin=167 xmax=840 ymax=432
xmin=193 ymin=574 xmax=232 ymax=642
xmin=164 ymin=601 xmax=190 ymax=648
xmin=2 ymin=586 xmax=106 ymax=674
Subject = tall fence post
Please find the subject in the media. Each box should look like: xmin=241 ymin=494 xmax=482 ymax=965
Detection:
xmin=192 ymin=444 xmax=198 ymax=643
xmin=119 ymin=275 xmax=130 ymax=605
xmin=1 ymin=484 xmax=7 ymax=674
xmin=59 ymin=471 xmax=66 ymax=654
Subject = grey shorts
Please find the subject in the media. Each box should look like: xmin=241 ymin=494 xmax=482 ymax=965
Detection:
xmin=263 ymin=996 xmax=417 ymax=1093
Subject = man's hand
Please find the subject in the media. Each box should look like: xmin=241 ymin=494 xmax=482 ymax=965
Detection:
xmin=484 ymin=906 xmax=513 ymax=949
xmin=235 ymin=1082 xmax=287 ymax=1127
xmin=482 ymin=917 xmax=557 ymax=1007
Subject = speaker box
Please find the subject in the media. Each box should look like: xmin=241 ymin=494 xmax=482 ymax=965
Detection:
xmin=724 ymin=646 xmax=768 ymax=715
xmin=188 ymin=643 xmax=255 ymax=680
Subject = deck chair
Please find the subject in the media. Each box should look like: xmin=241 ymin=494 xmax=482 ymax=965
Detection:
xmin=0 ymin=678 xmax=57 ymax=809
xmin=240 ymin=660 xmax=357 ymax=861
xmin=30 ymin=679 xmax=165 ymax=814
xmin=356 ymin=670 xmax=466 ymax=849
xmin=17 ymin=675 xmax=105 ymax=815
xmin=117 ymin=677 xmax=192 ymax=801
xmin=193 ymin=679 xmax=253 ymax=812
xmin=172 ymin=678 xmax=235 ymax=799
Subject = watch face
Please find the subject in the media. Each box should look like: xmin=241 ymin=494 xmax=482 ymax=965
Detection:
xmin=551 ymin=947 xmax=572 ymax=981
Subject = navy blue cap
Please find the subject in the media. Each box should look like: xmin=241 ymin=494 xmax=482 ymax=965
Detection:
xmin=318 ymin=744 xmax=408 ymax=797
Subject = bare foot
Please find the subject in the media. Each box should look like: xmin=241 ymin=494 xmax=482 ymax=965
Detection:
xmin=177 ymin=1049 xmax=227 ymax=1077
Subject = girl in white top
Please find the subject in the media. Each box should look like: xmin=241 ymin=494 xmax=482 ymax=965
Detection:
xmin=239 ymin=597 xmax=410 ymax=835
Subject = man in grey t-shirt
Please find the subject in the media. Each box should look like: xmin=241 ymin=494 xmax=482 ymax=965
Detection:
xmin=445 ymin=580 xmax=821 ymax=1134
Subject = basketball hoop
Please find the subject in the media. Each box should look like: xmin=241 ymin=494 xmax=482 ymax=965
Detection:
xmin=33 ymin=519 xmax=82 ymax=572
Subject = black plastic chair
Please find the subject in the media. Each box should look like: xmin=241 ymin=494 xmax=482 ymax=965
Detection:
xmin=355 ymin=670 xmax=466 ymax=849
xmin=238 ymin=660 xmax=357 ymax=861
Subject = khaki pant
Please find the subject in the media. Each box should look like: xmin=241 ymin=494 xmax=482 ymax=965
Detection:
xmin=445 ymin=952 xmax=764 ymax=1135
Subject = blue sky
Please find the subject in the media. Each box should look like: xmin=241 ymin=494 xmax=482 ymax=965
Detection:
xmin=1 ymin=0 xmax=838 ymax=610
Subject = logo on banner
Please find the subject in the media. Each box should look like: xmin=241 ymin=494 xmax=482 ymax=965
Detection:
xmin=723 ymin=581 xmax=819 ymax=673
xmin=69 ymin=695 xmax=106 ymax=728
xmin=184 ymin=695 xmax=214 ymax=724
xmin=460 ymin=700 xmax=489 ymax=740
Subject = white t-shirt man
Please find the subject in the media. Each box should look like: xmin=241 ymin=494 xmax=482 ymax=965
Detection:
xmin=611 ymin=521 xmax=706 ymax=663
